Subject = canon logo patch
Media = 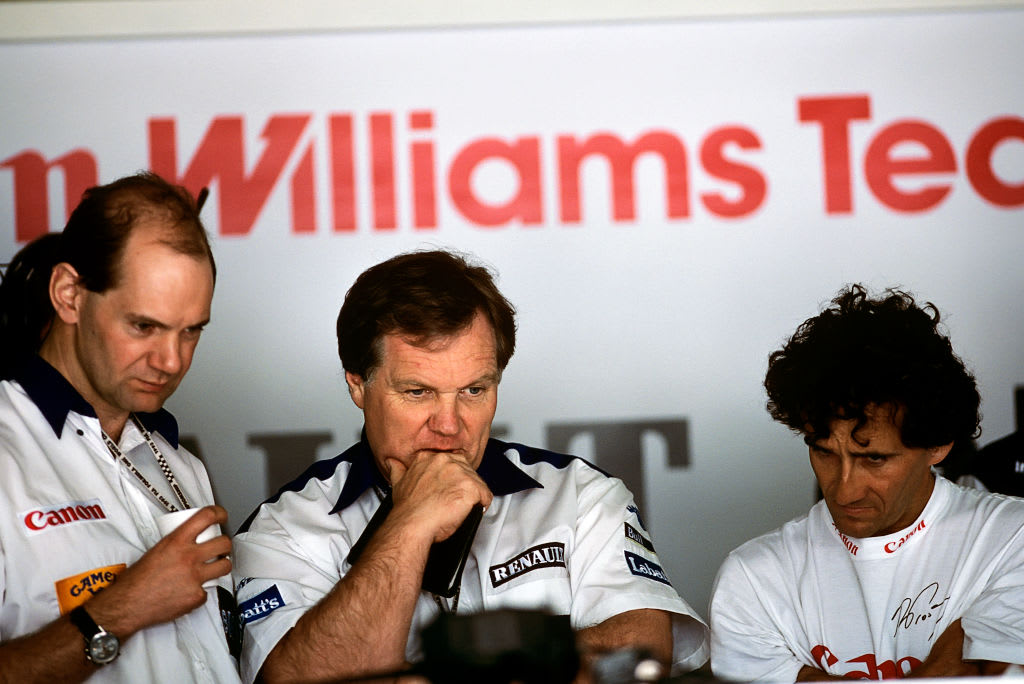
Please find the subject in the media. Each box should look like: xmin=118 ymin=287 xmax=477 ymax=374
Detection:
xmin=883 ymin=519 xmax=926 ymax=554
xmin=21 ymin=499 xmax=108 ymax=535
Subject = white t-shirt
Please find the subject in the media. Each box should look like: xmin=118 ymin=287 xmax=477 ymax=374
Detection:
xmin=710 ymin=475 xmax=1024 ymax=681
xmin=0 ymin=358 xmax=241 ymax=684
xmin=234 ymin=437 xmax=709 ymax=682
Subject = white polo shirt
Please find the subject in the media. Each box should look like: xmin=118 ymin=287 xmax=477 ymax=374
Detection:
xmin=233 ymin=437 xmax=709 ymax=682
xmin=0 ymin=357 xmax=242 ymax=684
xmin=710 ymin=475 xmax=1024 ymax=681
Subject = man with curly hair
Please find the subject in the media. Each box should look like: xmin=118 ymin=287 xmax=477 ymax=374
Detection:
xmin=709 ymin=284 xmax=1024 ymax=681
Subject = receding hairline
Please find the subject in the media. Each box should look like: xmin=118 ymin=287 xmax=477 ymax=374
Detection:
xmin=362 ymin=309 xmax=502 ymax=383
xmin=109 ymin=210 xmax=215 ymax=287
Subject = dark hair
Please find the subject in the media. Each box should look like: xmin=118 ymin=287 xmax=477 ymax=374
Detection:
xmin=764 ymin=284 xmax=980 ymax=448
xmin=0 ymin=232 xmax=63 ymax=378
xmin=337 ymin=250 xmax=517 ymax=379
xmin=59 ymin=171 xmax=215 ymax=293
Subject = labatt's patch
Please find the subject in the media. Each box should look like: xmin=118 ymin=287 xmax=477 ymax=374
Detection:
xmin=55 ymin=564 xmax=126 ymax=615
xmin=624 ymin=551 xmax=672 ymax=587
xmin=239 ymin=585 xmax=285 ymax=624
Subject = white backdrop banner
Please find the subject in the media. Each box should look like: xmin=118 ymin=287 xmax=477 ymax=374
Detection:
xmin=2 ymin=8 xmax=1023 ymax=614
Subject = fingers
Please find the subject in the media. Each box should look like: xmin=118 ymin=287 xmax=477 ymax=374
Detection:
xmin=386 ymin=458 xmax=408 ymax=484
xmin=198 ymin=555 xmax=233 ymax=584
xmin=187 ymin=504 xmax=228 ymax=530
xmin=385 ymin=452 xmax=492 ymax=546
xmin=393 ymin=452 xmax=490 ymax=506
xmin=167 ymin=507 xmax=233 ymax=578
xmin=197 ymin=533 xmax=232 ymax=563
xmin=165 ymin=505 xmax=227 ymax=541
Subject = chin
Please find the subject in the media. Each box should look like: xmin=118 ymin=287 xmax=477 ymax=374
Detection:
xmin=130 ymin=397 xmax=168 ymax=414
xmin=830 ymin=514 xmax=875 ymax=539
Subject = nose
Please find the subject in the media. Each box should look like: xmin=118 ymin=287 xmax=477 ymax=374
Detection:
xmin=428 ymin=394 xmax=460 ymax=436
xmin=149 ymin=335 xmax=183 ymax=376
xmin=831 ymin=456 xmax=866 ymax=506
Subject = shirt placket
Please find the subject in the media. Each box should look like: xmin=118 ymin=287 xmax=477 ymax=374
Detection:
xmin=71 ymin=415 xmax=216 ymax=682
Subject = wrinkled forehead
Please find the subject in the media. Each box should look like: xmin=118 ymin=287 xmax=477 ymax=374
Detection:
xmin=804 ymin=402 xmax=905 ymax=447
xmin=367 ymin=318 xmax=499 ymax=379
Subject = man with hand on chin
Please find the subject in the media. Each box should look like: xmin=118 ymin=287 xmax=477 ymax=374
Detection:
xmin=709 ymin=285 xmax=1024 ymax=681
xmin=0 ymin=173 xmax=240 ymax=683
xmin=233 ymin=249 xmax=708 ymax=683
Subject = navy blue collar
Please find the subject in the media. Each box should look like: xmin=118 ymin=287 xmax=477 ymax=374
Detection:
xmin=11 ymin=355 xmax=180 ymax=447
xmin=330 ymin=435 xmax=543 ymax=514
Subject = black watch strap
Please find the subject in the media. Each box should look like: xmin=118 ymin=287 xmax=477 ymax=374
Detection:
xmin=69 ymin=605 xmax=120 ymax=665
xmin=69 ymin=605 xmax=100 ymax=637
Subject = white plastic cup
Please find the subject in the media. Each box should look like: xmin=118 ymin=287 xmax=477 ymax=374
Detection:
xmin=156 ymin=507 xmax=222 ymax=588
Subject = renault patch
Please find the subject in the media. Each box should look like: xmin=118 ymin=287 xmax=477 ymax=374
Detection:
xmin=624 ymin=551 xmax=672 ymax=586
xmin=489 ymin=542 xmax=566 ymax=587
xmin=239 ymin=585 xmax=285 ymax=624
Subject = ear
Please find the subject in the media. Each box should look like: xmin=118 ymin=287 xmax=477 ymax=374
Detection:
xmin=927 ymin=442 xmax=954 ymax=467
xmin=344 ymin=371 xmax=367 ymax=410
xmin=49 ymin=263 xmax=85 ymax=325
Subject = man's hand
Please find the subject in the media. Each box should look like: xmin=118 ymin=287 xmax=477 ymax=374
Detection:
xmin=909 ymin=619 xmax=1010 ymax=678
xmin=386 ymin=452 xmax=493 ymax=545
xmin=796 ymin=620 xmax=1012 ymax=681
xmin=796 ymin=664 xmax=844 ymax=681
xmin=258 ymin=459 xmax=491 ymax=684
xmin=87 ymin=505 xmax=232 ymax=639
xmin=0 ymin=505 xmax=231 ymax=684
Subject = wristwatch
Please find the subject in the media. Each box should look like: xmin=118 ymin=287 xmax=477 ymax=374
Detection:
xmin=69 ymin=605 xmax=120 ymax=665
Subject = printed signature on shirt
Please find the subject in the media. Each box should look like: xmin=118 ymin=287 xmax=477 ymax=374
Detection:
xmin=891 ymin=581 xmax=950 ymax=639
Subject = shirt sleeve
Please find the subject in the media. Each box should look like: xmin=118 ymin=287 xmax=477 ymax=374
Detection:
xmin=232 ymin=488 xmax=354 ymax=684
xmin=568 ymin=463 xmax=709 ymax=672
xmin=0 ymin=524 xmax=6 ymax=641
xmin=709 ymin=551 xmax=806 ymax=682
xmin=960 ymin=516 xmax=1024 ymax=665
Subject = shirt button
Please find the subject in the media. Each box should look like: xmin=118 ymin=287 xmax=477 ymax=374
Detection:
xmin=76 ymin=429 xmax=84 ymax=436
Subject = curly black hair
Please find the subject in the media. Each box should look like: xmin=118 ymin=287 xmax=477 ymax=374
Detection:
xmin=764 ymin=284 xmax=980 ymax=448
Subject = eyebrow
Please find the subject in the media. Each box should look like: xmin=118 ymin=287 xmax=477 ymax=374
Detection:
xmin=808 ymin=442 xmax=900 ymax=459
xmin=128 ymin=313 xmax=210 ymax=330
xmin=394 ymin=371 xmax=500 ymax=389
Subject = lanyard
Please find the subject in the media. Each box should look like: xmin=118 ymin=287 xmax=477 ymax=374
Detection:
xmin=101 ymin=414 xmax=191 ymax=513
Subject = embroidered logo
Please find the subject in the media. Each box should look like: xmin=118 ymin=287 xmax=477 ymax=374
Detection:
xmin=239 ymin=585 xmax=285 ymax=624
xmin=832 ymin=524 xmax=859 ymax=556
xmin=624 ymin=551 xmax=672 ymax=586
xmin=489 ymin=542 xmax=566 ymax=587
xmin=626 ymin=504 xmax=648 ymax=531
xmin=883 ymin=519 xmax=926 ymax=554
xmin=624 ymin=522 xmax=655 ymax=552
xmin=21 ymin=499 xmax=108 ymax=535
xmin=55 ymin=564 xmax=126 ymax=615
xmin=811 ymin=645 xmax=920 ymax=678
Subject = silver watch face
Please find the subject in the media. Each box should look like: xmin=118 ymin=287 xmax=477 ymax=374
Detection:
xmin=88 ymin=631 xmax=120 ymax=664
